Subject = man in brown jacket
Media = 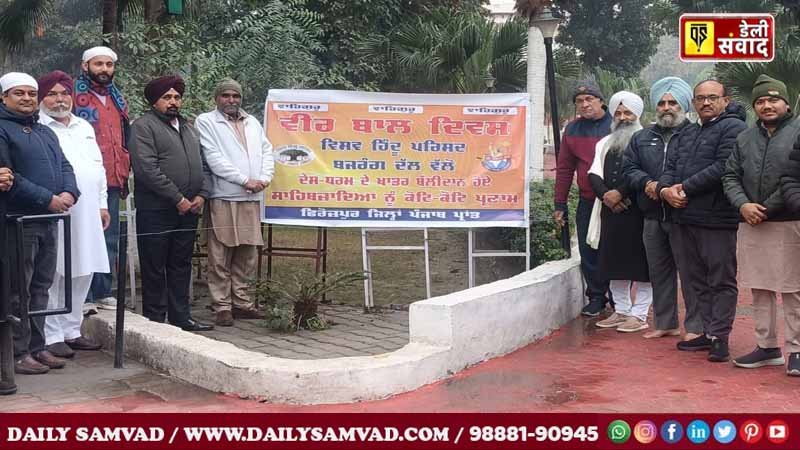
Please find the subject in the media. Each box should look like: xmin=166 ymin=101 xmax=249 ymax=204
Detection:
xmin=129 ymin=75 xmax=212 ymax=332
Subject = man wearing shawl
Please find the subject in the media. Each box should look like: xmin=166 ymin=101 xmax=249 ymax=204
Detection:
xmin=587 ymin=91 xmax=651 ymax=333
xmin=76 ymin=46 xmax=130 ymax=313
xmin=129 ymin=75 xmax=213 ymax=332
xmin=623 ymin=77 xmax=701 ymax=340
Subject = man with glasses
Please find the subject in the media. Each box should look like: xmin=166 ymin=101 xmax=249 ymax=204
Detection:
xmin=553 ymin=79 xmax=613 ymax=317
xmin=657 ymin=79 xmax=746 ymax=362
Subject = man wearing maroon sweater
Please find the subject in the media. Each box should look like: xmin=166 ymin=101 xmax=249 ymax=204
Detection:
xmin=553 ymin=80 xmax=613 ymax=317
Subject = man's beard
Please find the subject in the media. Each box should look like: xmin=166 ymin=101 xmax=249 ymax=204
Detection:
xmin=656 ymin=109 xmax=687 ymax=128
xmin=88 ymin=68 xmax=114 ymax=85
xmin=164 ymin=106 xmax=180 ymax=117
xmin=40 ymin=102 xmax=71 ymax=119
xmin=221 ymin=104 xmax=240 ymax=117
xmin=607 ymin=119 xmax=642 ymax=155
xmin=761 ymin=111 xmax=788 ymax=126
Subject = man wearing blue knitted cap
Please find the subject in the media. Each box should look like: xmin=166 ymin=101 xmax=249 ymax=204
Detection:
xmin=623 ymin=77 xmax=701 ymax=340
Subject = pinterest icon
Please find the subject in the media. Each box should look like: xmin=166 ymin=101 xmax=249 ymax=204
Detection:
xmin=739 ymin=420 xmax=763 ymax=444
xmin=634 ymin=420 xmax=658 ymax=444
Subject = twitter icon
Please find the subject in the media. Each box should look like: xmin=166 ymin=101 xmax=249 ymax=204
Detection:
xmin=713 ymin=420 xmax=736 ymax=444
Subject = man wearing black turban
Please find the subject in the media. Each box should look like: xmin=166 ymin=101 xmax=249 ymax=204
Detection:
xmin=129 ymin=75 xmax=213 ymax=332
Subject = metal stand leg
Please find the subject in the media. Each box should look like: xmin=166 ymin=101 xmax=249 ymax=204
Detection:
xmin=114 ymin=223 xmax=128 ymax=369
xmin=0 ymin=322 xmax=16 ymax=395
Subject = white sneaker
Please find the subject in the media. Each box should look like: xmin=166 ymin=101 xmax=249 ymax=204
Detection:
xmin=82 ymin=303 xmax=98 ymax=317
xmin=96 ymin=297 xmax=117 ymax=310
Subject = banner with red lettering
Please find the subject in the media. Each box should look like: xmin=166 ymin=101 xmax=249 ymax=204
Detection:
xmin=263 ymin=90 xmax=530 ymax=228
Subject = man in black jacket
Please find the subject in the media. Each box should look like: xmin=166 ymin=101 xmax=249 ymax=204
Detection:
xmin=723 ymin=75 xmax=800 ymax=375
xmin=0 ymin=72 xmax=81 ymax=374
xmin=130 ymin=75 xmax=212 ymax=332
xmin=657 ymin=79 xmax=747 ymax=362
xmin=624 ymin=77 xmax=700 ymax=340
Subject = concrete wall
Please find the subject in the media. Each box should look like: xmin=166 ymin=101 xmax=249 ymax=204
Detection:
xmin=85 ymin=250 xmax=583 ymax=404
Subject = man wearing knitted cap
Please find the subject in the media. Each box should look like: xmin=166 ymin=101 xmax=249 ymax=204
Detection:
xmin=196 ymin=79 xmax=274 ymax=326
xmin=77 ymin=46 xmax=130 ymax=314
xmin=658 ymin=79 xmax=747 ymax=362
xmin=129 ymin=75 xmax=213 ymax=332
xmin=37 ymin=70 xmax=108 ymax=359
xmin=587 ymin=91 xmax=652 ymax=333
xmin=723 ymin=74 xmax=800 ymax=375
xmin=0 ymin=72 xmax=80 ymax=374
xmin=623 ymin=76 xmax=701 ymax=340
xmin=554 ymin=78 xmax=613 ymax=317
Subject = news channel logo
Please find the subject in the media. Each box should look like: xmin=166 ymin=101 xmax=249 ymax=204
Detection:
xmin=634 ymin=420 xmax=658 ymax=444
xmin=713 ymin=420 xmax=736 ymax=444
xmin=687 ymin=420 xmax=710 ymax=444
xmin=608 ymin=420 xmax=631 ymax=444
xmin=660 ymin=421 xmax=683 ymax=444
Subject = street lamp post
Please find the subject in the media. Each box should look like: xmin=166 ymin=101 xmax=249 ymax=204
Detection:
xmin=532 ymin=7 xmax=570 ymax=256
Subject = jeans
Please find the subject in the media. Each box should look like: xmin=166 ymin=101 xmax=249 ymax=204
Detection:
xmin=575 ymin=197 xmax=611 ymax=302
xmin=88 ymin=188 xmax=120 ymax=301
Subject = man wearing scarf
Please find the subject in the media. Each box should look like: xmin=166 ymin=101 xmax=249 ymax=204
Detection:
xmin=76 ymin=46 xmax=130 ymax=313
xmin=129 ymin=75 xmax=213 ymax=332
xmin=587 ymin=91 xmax=652 ymax=333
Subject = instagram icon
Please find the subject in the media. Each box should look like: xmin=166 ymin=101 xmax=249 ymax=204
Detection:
xmin=634 ymin=420 xmax=658 ymax=444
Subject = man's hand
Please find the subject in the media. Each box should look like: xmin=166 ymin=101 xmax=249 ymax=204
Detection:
xmin=190 ymin=196 xmax=205 ymax=214
xmin=602 ymin=189 xmax=624 ymax=209
xmin=48 ymin=195 xmax=69 ymax=213
xmin=176 ymin=197 xmax=192 ymax=215
xmin=58 ymin=192 xmax=75 ymax=208
xmin=740 ymin=202 xmax=767 ymax=226
xmin=0 ymin=167 xmax=13 ymax=192
xmin=645 ymin=180 xmax=659 ymax=200
xmin=553 ymin=210 xmax=566 ymax=228
xmin=660 ymin=184 xmax=688 ymax=208
xmin=100 ymin=209 xmax=111 ymax=230
xmin=244 ymin=180 xmax=261 ymax=193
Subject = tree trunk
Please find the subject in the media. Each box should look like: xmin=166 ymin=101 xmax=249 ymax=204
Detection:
xmin=102 ymin=0 xmax=118 ymax=48
xmin=144 ymin=0 xmax=165 ymax=23
xmin=527 ymin=24 xmax=546 ymax=183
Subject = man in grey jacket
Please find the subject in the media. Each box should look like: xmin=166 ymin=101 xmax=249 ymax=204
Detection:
xmin=196 ymin=79 xmax=274 ymax=326
xmin=129 ymin=75 xmax=212 ymax=332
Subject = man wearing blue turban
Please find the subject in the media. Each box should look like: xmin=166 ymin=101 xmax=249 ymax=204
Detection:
xmin=623 ymin=77 xmax=701 ymax=340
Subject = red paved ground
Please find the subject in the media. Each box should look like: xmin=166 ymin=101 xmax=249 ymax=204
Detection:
xmin=9 ymin=287 xmax=799 ymax=413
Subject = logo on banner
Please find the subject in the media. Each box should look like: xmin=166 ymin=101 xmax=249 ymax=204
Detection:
xmin=633 ymin=420 xmax=657 ymax=444
xmin=739 ymin=420 xmax=763 ymax=444
xmin=687 ymin=420 xmax=710 ymax=444
xmin=679 ymin=13 xmax=775 ymax=61
xmin=661 ymin=421 xmax=683 ymax=444
xmin=713 ymin=420 xmax=736 ymax=444
xmin=608 ymin=420 xmax=631 ymax=444
xmin=275 ymin=144 xmax=315 ymax=167
xmin=481 ymin=142 xmax=513 ymax=172
xmin=767 ymin=420 xmax=789 ymax=444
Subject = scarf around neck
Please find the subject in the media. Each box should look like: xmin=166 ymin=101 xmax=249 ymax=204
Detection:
xmin=73 ymin=72 xmax=129 ymax=123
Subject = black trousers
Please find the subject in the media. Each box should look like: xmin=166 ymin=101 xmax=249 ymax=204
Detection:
xmin=136 ymin=209 xmax=199 ymax=326
xmin=672 ymin=224 xmax=738 ymax=340
xmin=9 ymin=222 xmax=57 ymax=357
xmin=575 ymin=197 xmax=611 ymax=302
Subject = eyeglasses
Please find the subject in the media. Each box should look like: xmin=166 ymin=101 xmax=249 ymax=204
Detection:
xmin=575 ymin=96 xmax=599 ymax=105
xmin=693 ymin=95 xmax=723 ymax=104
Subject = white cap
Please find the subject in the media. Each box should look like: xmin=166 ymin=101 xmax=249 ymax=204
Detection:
xmin=0 ymin=72 xmax=38 ymax=93
xmin=609 ymin=90 xmax=644 ymax=119
xmin=82 ymin=46 xmax=118 ymax=63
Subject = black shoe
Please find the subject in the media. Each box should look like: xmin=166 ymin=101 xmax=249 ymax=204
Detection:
xmin=178 ymin=319 xmax=214 ymax=332
xmin=788 ymin=353 xmax=800 ymax=377
xmin=47 ymin=342 xmax=76 ymax=359
xmin=733 ymin=346 xmax=784 ymax=368
xmin=677 ymin=334 xmax=712 ymax=352
xmin=581 ymin=300 xmax=606 ymax=317
xmin=707 ymin=338 xmax=730 ymax=362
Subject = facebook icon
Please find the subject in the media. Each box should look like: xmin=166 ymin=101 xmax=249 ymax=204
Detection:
xmin=661 ymin=421 xmax=684 ymax=444
xmin=687 ymin=420 xmax=710 ymax=444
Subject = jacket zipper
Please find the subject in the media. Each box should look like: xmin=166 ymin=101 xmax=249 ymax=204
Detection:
xmin=660 ymin=130 xmax=673 ymax=222
xmin=757 ymin=133 xmax=770 ymax=203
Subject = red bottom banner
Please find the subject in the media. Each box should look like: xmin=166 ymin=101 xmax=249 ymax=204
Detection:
xmin=0 ymin=413 xmax=794 ymax=449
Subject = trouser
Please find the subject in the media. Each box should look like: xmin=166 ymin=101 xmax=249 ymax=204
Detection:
xmin=9 ymin=222 xmax=57 ymax=357
xmin=206 ymin=230 xmax=258 ymax=312
xmin=609 ymin=280 xmax=653 ymax=321
xmin=88 ymin=188 xmax=121 ymax=301
xmin=575 ymin=197 xmax=610 ymax=302
xmin=136 ymin=209 xmax=198 ymax=326
xmin=643 ymin=219 xmax=702 ymax=333
xmin=672 ymin=224 xmax=737 ymax=340
xmin=752 ymin=289 xmax=800 ymax=354
xmin=44 ymin=274 xmax=93 ymax=345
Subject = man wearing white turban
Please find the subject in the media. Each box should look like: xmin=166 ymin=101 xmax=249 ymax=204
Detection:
xmin=587 ymin=91 xmax=652 ymax=333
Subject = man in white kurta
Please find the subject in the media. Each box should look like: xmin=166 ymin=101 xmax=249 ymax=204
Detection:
xmin=37 ymin=71 xmax=109 ymax=358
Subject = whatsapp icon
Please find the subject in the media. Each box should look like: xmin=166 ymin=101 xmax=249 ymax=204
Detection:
xmin=608 ymin=420 xmax=632 ymax=444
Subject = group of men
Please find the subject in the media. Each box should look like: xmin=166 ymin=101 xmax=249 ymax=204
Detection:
xmin=556 ymin=74 xmax=800 ymax=376
xmin=0 ymin=46 xmax=274 ymax=375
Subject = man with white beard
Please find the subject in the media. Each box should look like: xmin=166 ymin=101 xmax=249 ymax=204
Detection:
xmin=623 ymin=77 xmax=701 ymax=340
xmin=37 ymin=71 xmax=108 ymax=358
xmin=587 ymin=91 xmax=652 ymax=333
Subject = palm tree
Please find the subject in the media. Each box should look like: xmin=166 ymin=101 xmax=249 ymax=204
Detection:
xmin=715 ymin=46 xmax=800 ymax=114
xmin=0 ymin=0 xmax=51 ymax=64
